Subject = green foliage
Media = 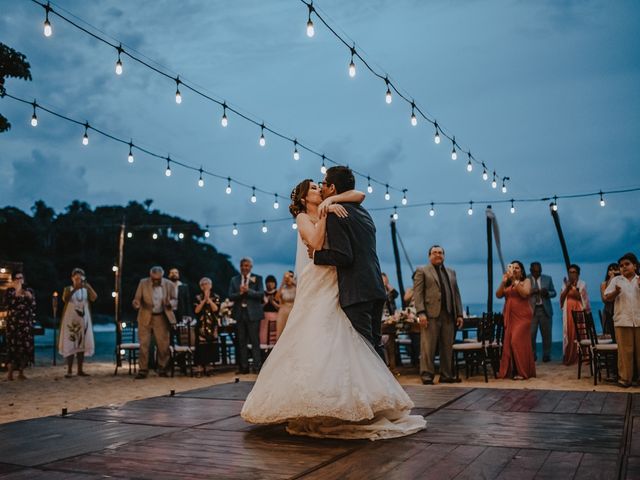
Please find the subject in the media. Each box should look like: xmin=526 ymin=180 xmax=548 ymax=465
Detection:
xmin=0 ymin=200 xmax=238 ymax=324
xmin=0 ymin=42 xmax=33 ymax=133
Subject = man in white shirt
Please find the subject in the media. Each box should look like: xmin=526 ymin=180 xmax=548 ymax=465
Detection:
xmin=604 ymin=252 xmax=640 ymax=388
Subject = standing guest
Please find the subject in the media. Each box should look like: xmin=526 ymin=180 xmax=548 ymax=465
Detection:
xmin=528 ymin=262 xmax=557 ymax=362
xmin=5 ymin=272 xmax=35 ymax=381
xmin=261 ymin=275 xmax=280 ymax=346
xmin=560 ymin=264 xmax=591 ymax=366
xmin=59 ymin=268 xmax=97 ymax=377
xmin=604 ymin=253 xmax=640 ymax=388
xmin=382 ymin=273 xmax=399 ymax=317
xmin=497 ymin=261 xmax=536 ymax=380
xmin=168 ymin=267 xmax=192 ymax=324
xmin=600 ymin=263 xmax=620 ymax=340
xmin=193 ymin=277 xmax=221 ymax=376
xmin=403 ymin=272 xmax=421 ymax=368
xmin=228 ymin=257 xmax=264 ymax=374
xmin=413 ymin=245 xmax=464 ymax=385
xmin=132 ymin=266 xmax=177 ymax=379
xmin=275 ymin=271 xmax=296 ymax=340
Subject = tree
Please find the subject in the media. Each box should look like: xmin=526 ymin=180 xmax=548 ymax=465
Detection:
xmin=0 ymin=42 xmax=32 ymax=133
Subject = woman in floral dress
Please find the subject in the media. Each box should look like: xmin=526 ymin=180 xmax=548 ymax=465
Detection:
xmin=5 ymin=272 xmax=36 ymax=381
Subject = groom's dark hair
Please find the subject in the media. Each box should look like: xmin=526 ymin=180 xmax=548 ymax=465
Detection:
xmin=325 ymin=166 xmax=355 ymax=194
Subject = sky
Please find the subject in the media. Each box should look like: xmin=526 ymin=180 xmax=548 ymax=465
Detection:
xmin=1 ymin=0 xmax=639 ymax=315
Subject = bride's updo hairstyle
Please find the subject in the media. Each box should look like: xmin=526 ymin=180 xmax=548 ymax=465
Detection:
xmin=289 ymin=179 xmax=313 ymax=218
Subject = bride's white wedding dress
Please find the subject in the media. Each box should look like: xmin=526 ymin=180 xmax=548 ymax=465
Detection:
xmin=240 ymin=232 xmax=426 ymax=440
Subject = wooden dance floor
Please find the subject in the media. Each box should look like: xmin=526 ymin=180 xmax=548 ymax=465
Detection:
xmin=1 ymin=382 xmax=639 ymax=479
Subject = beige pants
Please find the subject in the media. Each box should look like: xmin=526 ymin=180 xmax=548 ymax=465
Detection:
xmin=276 ymin=302 xmax=293 ymax=340
xmin=420 ymin=310 xmax=455 ymax=379
xmin=615 ymin=326 xmax=640 ymax=385
xmin=138 ymin=313 xmax=171 ymax=373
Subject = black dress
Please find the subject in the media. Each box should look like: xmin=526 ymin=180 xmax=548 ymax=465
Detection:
xmin=5 ymin=287 xmax=36 ymax=369
xmin=194 ymin=294 xmax=221 ymax=367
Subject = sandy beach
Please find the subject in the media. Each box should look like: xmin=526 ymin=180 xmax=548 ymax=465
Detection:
xmin=0 ymin=359 xmax=634 ymax=425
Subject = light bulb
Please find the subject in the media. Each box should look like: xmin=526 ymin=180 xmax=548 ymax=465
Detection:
xmin=152 ymin=233 xmax=158 ymax=240
xmin=384 ymin=192 xmax=390 ymax=201
xmin=178 ymin=233 xmax=184 ymax=239
xmin=552 ymin=203 xmax=558 ymax=212
xmin=121 ymin=322 xmax=127 ymax=329
xmin=262 ymin=222 xmax=268 ymax=233
xmin=232 ymin=225 xmax=239 ymax=236
xmin=467 ymin=161 xmax=473 ymax=172
xmin=175 ymin=89 xmax=182 ymax=104
xmin=293 ymin=148 xmax=300 ymax=161
xmin=259 ymin=133 xmax=266 ymax=147
xmin=392 ymin=211 xmax=399 ymax=220
xmin=321 ymin=164 xmax=327 ymax=174
xmin=482 ymin=169 xmax=488 ymax=181
xmin=43 ymin=17 xmax=52 ymax=37
xmin=385 ymin=87 xmax=392 ymax=104
xmin=273 ymin=197 xmax=279 ymax=209
xmin=221 ymin=112 xmax=228 ymax=127
xmin=204 ymin=231 xmax=210 ymax=238
xmin=306 ymin=20 xmax=315 ymax=37
xmin=468 ymin=204 xmax=474 ymax=216
xmin=401 ymin=193 xmax=408 ymax=205
xmin=112 ymin=265 xmax=118 ymax=272
xmin=115 ymin=59 xmax=123 ymax=75
xmin=225 ymin=185 xmax=232 ymax=194
xmin=501 ymin=184 xmax=507 ymax=194
xmin=112 ymin=291 xmax=117 ymax=298
xmin=434 ymin=130 xmax=440 ymax=144
xmin=292 ymin=222 xmax=298 ymax=230
xmin=367 ymin=184 xmax=373 ymax=194
xmin=451 ymin=148 xmax=457 ymax=161
xmin=82 ymin=133 xmax=89 ymax=146
xmin=491 ymin=174 xmax=497 ymax=188
xmin=198 ymin=178 xmax=204 ymax=188
xmin=31 ymin=114 xmax=38 ymax=127
xmin=348 ymin=60 xmax=356 ymax=78
xmin=120 ymin=349 xmax=126 ymax=356
xmin=250 ymin=188 xmax=257 ymax=203
xmin=411 ymin=113 xmax=417 ymax=126
xmin=127 ymin=232 xmax=133 ymax=238
xmin=128 ymin=152 xmax=134 ymax=163
xmin=510 ymin=204 xmax=516 ymax=214
xmin=165 ymin=163 xmax=172 ymax=177
xmin=600 ymin=199 xmax=605 ymax=207
xmin=429 ymin=205 xmax=435 ymax=217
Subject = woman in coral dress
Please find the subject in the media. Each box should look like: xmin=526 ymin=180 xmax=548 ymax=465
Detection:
xmin=497 ymin=260 xmax=536 ymax=380
xmin=560 ymin=264 xmax=591 ymax=365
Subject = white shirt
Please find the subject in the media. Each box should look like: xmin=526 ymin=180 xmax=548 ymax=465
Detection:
xmin=152 ymin=284 xmax=164 ymax=314
xmin=605 ymin=275 xmax=640 ymax=327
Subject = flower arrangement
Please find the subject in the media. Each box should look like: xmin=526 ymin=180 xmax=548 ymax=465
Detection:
xmin=383 ymin=306 xmax=419 ymax=333
xmin=219 ymin=298 xmax=235 ymax=325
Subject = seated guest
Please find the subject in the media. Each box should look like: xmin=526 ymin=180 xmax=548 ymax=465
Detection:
xmin=560 ymin=264 xmax=591 ymax=365
xmin=275 ymin=271 xmax=296 ymax=340
xmin=604 ymin=253 xmax=640 ymax=388
xmin=382 ymin=273 xmax=399 ymax=316
xmin=194 ymin=277 xmax=221 ymax=376
xmin=261 ymin=275 xmax=279 ymax=346
xmin=497 ymin=260 xmax=536 ymax=380
xmin=600 ymin=262 xmax=620 ymax=340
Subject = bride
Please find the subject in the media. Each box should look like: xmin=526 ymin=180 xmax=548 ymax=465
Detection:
xmin=240 ymin=179 xmax=426 ymax=440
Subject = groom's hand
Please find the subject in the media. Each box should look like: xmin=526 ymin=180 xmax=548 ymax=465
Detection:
xmin=418 ymin=314 xmax=428 ymax=328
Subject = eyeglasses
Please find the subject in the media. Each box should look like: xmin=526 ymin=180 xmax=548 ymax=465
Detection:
xmin=14 ymin=276 xmax=24 ymax=280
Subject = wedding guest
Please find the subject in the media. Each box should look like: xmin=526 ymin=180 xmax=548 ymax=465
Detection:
xmin=382 ymin=273 xmax=399 ymax=317
xmin=275 ymin=271 xmax=296 ymax=339
xmin=413 ymin=245 xmax=464 ymax=384
xmin=604 ymin=253 xmax=640 ymax=388
xmin=404 ymin=272 xmax=420 ymax=368
xmin=5 ymin=272 xmax=35 ymax=381
xmin=228 ymin=257 xmax=264 ymax=374
xmin=168 ymin=267 xmax=192 ymax=324
xmin=194 ymin=277 xmax=221 ymax=376
xmin=261 ymin=275 xmax=279 ymax=346
xmin=59 ymin=268 xmax=97 ymax=377
xmin=497 ymin=260 xmax=536 ymax=380
xmin=560 ymin=264 xmax=591 ymax=366
xmin=600 ymin=262 xmax=620 ymax=340
xmin=132 ymin=266 xmax=177 ymax=379
xmin=528 ymin=262 xmax=557 ymax=362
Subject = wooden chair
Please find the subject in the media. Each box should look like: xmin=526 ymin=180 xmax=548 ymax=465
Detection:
xmin=452 ymin=313 xmax=501 ymax=383
xmin=114 ymin=319 xmax=140 ymax=375
xmin=585 ymin=311 xmax=618 ymax=385
xmin=571 ymin=310 xmax=594 ymax=379
xmin=170 ymin=321 xmax=195 ymax=377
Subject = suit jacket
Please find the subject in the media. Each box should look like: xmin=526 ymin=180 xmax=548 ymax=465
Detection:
xmin=228 ymin=274 xmax=264 ymax=322
xmin=413 ymin=263 xmax=463 ymax=320
xmin=313 ymin=203 xmax=386 ymax=308
xmin=173 ymin=282 xmax=192 ymax=320
xmin=527 ymin=274 xmax=557 ymax=317
xmin=133 ymin=277 xmax=177 ymax=326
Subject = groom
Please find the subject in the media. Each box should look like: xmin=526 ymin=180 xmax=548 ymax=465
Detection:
xmin=313 ymin=166 xmax=387 ymax=359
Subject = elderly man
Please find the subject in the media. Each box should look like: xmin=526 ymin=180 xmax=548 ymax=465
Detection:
xmin=413 ymin=245 xmax=464 ymax=385
xmin=132 ymin=266 xmax=177 ymax=379
xmin=228 ymin=257 xmax=264 ymax=374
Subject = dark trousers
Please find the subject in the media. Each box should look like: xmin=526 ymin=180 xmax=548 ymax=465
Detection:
xmin=531 ymin=305 xmax=552 ymax=360
xmin=343 ymin=299 xmax=385 ymax=360
xmin=236 ymin=308 xmax=261 ymax=370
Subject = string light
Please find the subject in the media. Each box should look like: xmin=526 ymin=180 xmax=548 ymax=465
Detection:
xmin=178 ymin=232 xmax=185 ymax=240
xmin=501 ymin=177 xmax=509 ymax=194
xmin=152 ymin=232 xmax=158 ymax=240
xmin=434 ymin=122 xmax=441 ymax=144
xmin=112 ymin=265 xmax=118 ymax=272
xmin=468 ymin=201 xmax=474 ymax=216
xmin=127 ymin=232 xmax=133 ymax=239
xmin=232 ymin=223 xmax=239 ymax=236
xmin=115 ymin=45 xmax=123 ymax=75
xmin=320 ymin=155 xmax=327 ymax=174
xmin=221 ymin=102 xmax=228 ymax=127
xmin=293 ymin=139 xmax=300 ymax=160
xmin=466 ymin=153 xmax=473 ymax=172
xmin=250 ymin=187 xmax=257 ymax=203
xmin=292 ymin=222 xmax=298 ymax=230
xmin=482 ymin=163 xmax=489 ymax=181
xmin=384 ymin=185 xmax=390 ymax=201
xmin=491 ymin=172 xmax=498 ymax=189
xmin=410 ymin=102 xmax=417 ymax=126
xmin=367 ymin=176 xmax=373 ymax=194
xmin=43 ymin=3 xmax=52 ymax=37
xmin=82 ymin=123 xmax=89 ymax=145
xmin=306 ymin=2 xmax=315 ymax=37
xmin=273 ymin=194 xmax=279 ymax=209
xmin=127 ymin=142 xmax=134 ymax=163
xmin=401 ymin=190 xmax=408 ymax=206
xmin=225 ymin=177 xmax=232 ymax=194
xmin=510 ymin=200 xmax=516 ymax=214
xmin=165 ymin=157 xmax=172 ymax=177
xmin=451 ymin=137 xmax=457 ymax=160
xmin=204 ymin=230 xmax=210 ymax=238
xmin=259 ymin=124 xmax=266 ymax=147
xmin=384 ymin=77 xmax=392 ymax=104
xmin=392 ymin=207 xmax=399 ymax=220
xmin=198 ymin=167 xmax=204 ymax=187
xmin=175 ymin=77 xmax=182 ymax=104
xmin=552 ymin=196 xmax=558 ymax=211
xmin=348 ymin=46 xmax=356 ymax=78
xmin=429 ymin=203 xmax=435 ymax=217
xmin=599 ymin=191 xmax=605 ymax=207
xmin=261 ymin=220 xmax=268 ymax=233
xmin=30 ymin=101 xmax=38 ymax=127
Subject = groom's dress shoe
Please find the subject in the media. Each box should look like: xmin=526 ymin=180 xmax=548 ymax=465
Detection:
xmin=420 ymin=374 xmax=434 ymax=385
xmin=439 ymin=376 xmax=461 ymax=384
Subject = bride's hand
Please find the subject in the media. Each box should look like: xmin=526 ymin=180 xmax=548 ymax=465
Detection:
xmin=327 ymin=204 xmax=348 ymax=218
xmin=318 ymin=198 xmax=334 ymax=217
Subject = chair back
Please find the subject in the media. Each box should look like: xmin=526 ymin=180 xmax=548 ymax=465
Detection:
xmin=584 ymin=311 xmax=601 ymax=346
xmin=119 ymin=318 xmax=138 ymax=344
xmin=571 ymin=310 xmax=590 ymax=345
xmin=477 ymin=313 xmax=503 ymax=347
xmin=175 ymin=321 xmax=196 ymax=348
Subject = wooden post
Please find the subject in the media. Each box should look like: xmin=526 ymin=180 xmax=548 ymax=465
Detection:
xmin=51 ymin=291 xmax=58 ymax=365
xmin=486 ymin=206 xmax=493 ymax=317
xmin=115 ymin=220 xmax=125 ymax=368
xmin=549 ymin=203 xmax=571 ymax=271
xmin=390 ymin=217 xmax=406 ymax=308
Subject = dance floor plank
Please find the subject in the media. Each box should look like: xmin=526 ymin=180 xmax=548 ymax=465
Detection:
xmin=2 ymin=381 xmax=637 ymax=479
